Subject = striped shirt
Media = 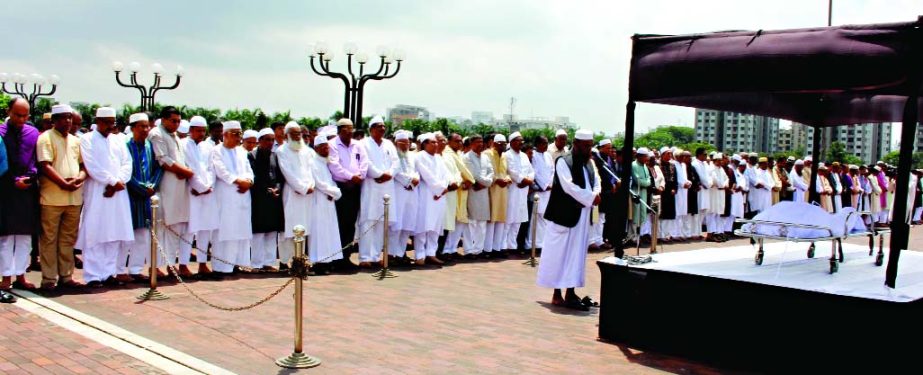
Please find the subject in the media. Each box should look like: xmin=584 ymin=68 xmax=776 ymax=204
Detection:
xmin=126 ymin=138 xmax=164 ymax=229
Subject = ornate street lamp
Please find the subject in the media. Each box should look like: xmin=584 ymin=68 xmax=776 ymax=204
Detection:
xmin=0 ymin=72 xmax=59 ymax=118
xmin=112 ymin=61 xmax=183 ymax=112
xmin=308 ymin=42 xmax=404 ymax=128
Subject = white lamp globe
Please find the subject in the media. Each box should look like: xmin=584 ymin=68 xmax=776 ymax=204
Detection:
xmin=129 ymin=62 xmax=141 ymax=72
xmin=151 ymin=63 xmax=164 ymax=75
xmin=112 ymin=61 xmax=124 ymax=72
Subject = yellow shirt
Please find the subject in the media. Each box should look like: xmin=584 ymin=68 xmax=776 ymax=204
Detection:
xmin=36 ymin=129 xmax=83 ymax=206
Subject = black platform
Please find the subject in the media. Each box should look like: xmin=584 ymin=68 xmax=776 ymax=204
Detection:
xmin=597 ymin=245 xmax=923 ymax=373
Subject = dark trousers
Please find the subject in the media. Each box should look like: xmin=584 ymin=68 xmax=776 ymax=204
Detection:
xmin=516 ymin=196 xmax=534 ymax=251
xmin=335 ymin=182 xmax=361 ymax=253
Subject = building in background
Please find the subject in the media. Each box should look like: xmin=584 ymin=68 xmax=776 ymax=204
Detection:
xmin=777 ymin=127 xmax=794 ymax=152
xmin=471 ymin=111 xmax=494 ymax=125
xmin=804 ymin=123 xmax=892 ymax=164
xmin=387 ymin=104 xmax=432 ymax=126
xmin=508 ymin=115 xmax=575 ymax=132
xmin=694 ymin=109 xmax=780 ymax=153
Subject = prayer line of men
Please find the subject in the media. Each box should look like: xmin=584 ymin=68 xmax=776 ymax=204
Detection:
xmin=625 ymin=146 xmax=915 ymax=247
xmin=0 ymin=98 xmax=609 ymax=301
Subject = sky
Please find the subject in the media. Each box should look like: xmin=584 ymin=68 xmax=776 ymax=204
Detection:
xmin=2 ymin=0 xmax=922 ymax=135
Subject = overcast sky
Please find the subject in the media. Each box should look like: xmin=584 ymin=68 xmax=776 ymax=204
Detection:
xmin=3 ymin=0 xmax=922 ymax=134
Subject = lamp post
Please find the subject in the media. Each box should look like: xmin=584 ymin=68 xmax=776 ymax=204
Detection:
xmin=0 ymin=72 xmax=59 ymax=119
xmin=112 ymin=61 xmax=183 ymax=112
xmin=308 ymin=42 xmax=404 ymax=129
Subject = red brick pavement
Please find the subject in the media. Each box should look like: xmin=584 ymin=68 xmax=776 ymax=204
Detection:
xmin=0 ymin=305 xmax=166 ymax=375
xmin=7 ymin=228 xmax=917 ymax=374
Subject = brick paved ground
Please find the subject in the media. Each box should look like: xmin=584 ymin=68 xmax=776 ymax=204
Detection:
xmin=4 ymin=225 xmax=920 ymax=374
xmin=0 ymin=305 xmax=166 ymax=375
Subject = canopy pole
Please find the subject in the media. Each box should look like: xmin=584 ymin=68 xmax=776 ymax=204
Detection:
xmin=885 ymin=95 xmax=918 ymax=288
xmin=613 ymin=100 xmax=636 ymax=256
xmin=807 ymin=125 xmax=822 ymax=205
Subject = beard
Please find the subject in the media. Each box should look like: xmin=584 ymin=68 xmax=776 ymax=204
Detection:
xmin=288 ymin=136 xmax=305 ymax=151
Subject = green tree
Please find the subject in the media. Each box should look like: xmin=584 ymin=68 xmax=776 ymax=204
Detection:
xmin=882 ymin=150 xmax=923 ymax=169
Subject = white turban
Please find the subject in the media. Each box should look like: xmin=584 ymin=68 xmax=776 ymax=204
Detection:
xmin=189 ymin=116 xmax=207 ymax=128
xmin=128 ymin=113 xmax=148 ymax=124
xmin=493 ymin=134 xmax=507 ymax=143
xmin=178 ymin=120 xmax=190 ymax=134
xmin=258 ymin=127 xmax=274 ymax=139
xmin=575 ymin=129 xmax=593 ymax=141
xmin=51 ymin=104 xmax=73 ymax=115
xmin=243 ymin=130 xmax=259 ymax=140
xmin=95 ymin=107 xmax=116 ymax=118
xmin=222 ymin=121 xmax=242 ymax=131
xmin=508 ymin=132 xmax=522 ymax=141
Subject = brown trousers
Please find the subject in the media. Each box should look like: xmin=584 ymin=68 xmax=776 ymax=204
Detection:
xmin=39 ymin=204 xmax=81 ymax=284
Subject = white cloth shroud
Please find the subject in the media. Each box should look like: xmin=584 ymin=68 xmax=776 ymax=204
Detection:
xmin=741 ymin=201 xmax=866 ymax=239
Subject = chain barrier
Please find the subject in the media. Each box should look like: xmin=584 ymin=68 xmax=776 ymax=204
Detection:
xmin=151 ymin=213 xmax=385 ymax=311
xmin=150 ymin=233 xmax=295 ymax=311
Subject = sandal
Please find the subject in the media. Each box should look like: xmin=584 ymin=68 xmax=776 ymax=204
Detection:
xmin=564 ymin=299 xmax=590 ymax=311
xmin=581 ymin=296 xmax=599 ymax=308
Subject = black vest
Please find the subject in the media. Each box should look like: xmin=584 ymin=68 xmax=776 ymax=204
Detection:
xmin=544 ymin=153 xmax=596 ymax=228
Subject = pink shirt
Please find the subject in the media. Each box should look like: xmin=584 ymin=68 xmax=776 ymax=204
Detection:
xmin=327 ymin=136 xmax=368 ymax=182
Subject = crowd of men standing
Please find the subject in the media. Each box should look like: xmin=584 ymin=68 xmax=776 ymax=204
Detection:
xmin=0 ymin=98 xmax=610 ymax=310
xmin=4 ymin=97 xmax=914 ymax=309
xmin=623 ymin=146 xmax=919 ymax=248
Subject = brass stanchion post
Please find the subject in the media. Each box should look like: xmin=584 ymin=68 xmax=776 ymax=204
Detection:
xmin=276 ymin=225 xmax=321 ymax=369
xmin=650 ymin=200 xmax=659 ymax=254
xmin=523 ymin=194 xmax=539 ymax=267
xmin=138 ymin=195 xmax=168 ymax=301
xmin=373 ymin=194 xmax=397 ymax=279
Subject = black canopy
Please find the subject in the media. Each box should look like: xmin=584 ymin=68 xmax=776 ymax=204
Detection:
xmin=615 ymin=16 xmax=923 ymax=287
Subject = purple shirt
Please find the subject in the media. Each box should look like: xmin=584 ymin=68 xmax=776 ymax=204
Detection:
xmin=327 ymin=136 xmax=368 ymax=182
xmin=0 ymin=120 xmax=39 ymax=180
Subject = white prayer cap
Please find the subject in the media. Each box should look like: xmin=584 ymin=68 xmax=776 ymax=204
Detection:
xmin=243 ymin=129 xmax=259 ymax=140
xmin=493 ymin=134 xmax=507 ymax=143
xmin=575 ymin=129 xmax=593 ymax=141
xmin=336 ymin=118 xmax=354 ymax=127
xmin=849 ymin=164 xmax=859 ymax=170
xmin=51 ymin=104 xmax=73 ymax=115
xmin=787 ymin=156 xmax=796 ymax=162
xmin=258 ymin=127 xmax=274 ymax=139
xmin=636 ymin=147 xmax=650 ymax=156
xmin=313 ymin=134 xmax=328 ymax=147
xmin=369 ymin=115 xmax=385 ymax=127
xmin=284 ymin=121 xmax=301 ymax=132
xmin=508 ymin=132 xmax=522 ymax=141
xmin=222 ymin=121 xmax=242 ymax=132
xmin=818 ymin=162 xmax=826 ymax=168
xmin=714 ymin=152 xmax=724 ymax=159
xmin=659 ymin=146 xmax=671 ymax=154
xmin=395 ymin=130 xmax=409 ymax=141
xmin=421 ymin=132 xmax=435 ymax=143
xmin=178 ymin=120 xmax=190 ymax=134
xmin=95 ymin=107 xmax=116 ymax=118
xmin=555 ymin=129 xmax=567 ymax=137
xmin=804 ymin=155 xmax=813 ymax=162
xmin=877 ymin=160 xmax=885 ymax=165
xmin=732 ymin=155 xmax=742 ymax=162
xmin=189 ymin=116 xmax=207 ymax=128
xmin=740 ymin=152 xmax=749 ymax=158
xmin=319 ymin=125 xmax=336 ymax=135
xmin=599 ymin=139 xmax=612 ymax=147
xmin=794 ymin=159 xmax=804 ymax=166
xmin=128 ymin=113 xmax=148 ymax=124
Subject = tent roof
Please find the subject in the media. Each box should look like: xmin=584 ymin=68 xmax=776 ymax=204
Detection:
xmin=629 ymin=16 xmax=923 ymax=126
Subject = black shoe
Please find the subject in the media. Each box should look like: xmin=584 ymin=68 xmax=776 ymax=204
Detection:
xmin=103 ymin=277 xmax=124 ymax=287
xmin=495 ymin=250 xmax=509 ymax=259
xmin=478 ymin=252 xmax=490 ymax=260
xmin=464 ymin=254 xmax=477 ymax=261
xmin=86 ymin=280 xmax=105 ymax=289
xmin=0 ymin=290 xmax=15 ymax=303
